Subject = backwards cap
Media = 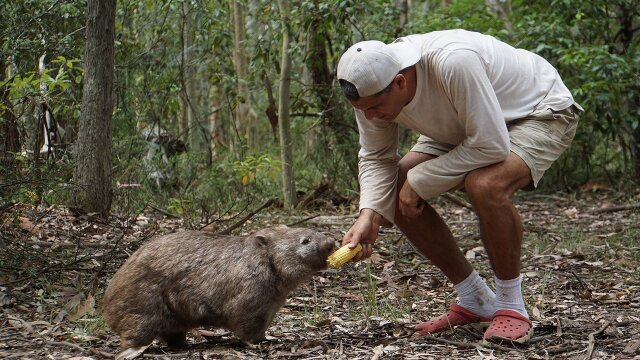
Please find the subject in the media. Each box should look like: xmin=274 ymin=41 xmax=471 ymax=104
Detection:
xmin=337 ymin=39 xmax=420 ymax=97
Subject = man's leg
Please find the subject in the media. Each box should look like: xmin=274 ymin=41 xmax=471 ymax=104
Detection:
xmin=464 ymin=152 xmax=532 ymax=281
xmin=394 ymin=152 xmax=472 ymax=283
xmin=464 ymin=152 xmax=534 ymax=342
xmin=395 ymin=152 xmax=496 ymax=334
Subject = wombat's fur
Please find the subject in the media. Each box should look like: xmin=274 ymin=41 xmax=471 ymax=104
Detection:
xmin=102 ymin=225 xmax=335 ymax=349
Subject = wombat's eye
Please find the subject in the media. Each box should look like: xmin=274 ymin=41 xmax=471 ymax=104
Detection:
xmin=300 ymin=236 xmax=310 ymax=245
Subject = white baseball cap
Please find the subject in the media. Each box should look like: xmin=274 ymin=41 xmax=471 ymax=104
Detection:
xmin=337 ymin=39 xmax=421 ymax=97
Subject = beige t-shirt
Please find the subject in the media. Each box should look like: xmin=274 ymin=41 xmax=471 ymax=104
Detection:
xmin=356 ymin=29 xmax=577 ymax=223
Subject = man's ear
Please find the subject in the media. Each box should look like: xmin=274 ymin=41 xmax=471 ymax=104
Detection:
xmin=395 ymin=73 xmax=406 ymax=89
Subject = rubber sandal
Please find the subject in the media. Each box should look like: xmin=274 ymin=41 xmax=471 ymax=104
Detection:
xmin=415 ymin=304 xmax=492 ymax=335
xmin=482 ymin=309 xmax=533 ymax=344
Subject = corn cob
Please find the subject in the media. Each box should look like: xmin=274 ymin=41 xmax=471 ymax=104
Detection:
xmin=327 ymin=243 xmax=362 ymax=268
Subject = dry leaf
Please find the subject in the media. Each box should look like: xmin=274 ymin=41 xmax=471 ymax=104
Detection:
xmin=115 ymin=345 xmax=150 ymax=360
xmin=69 ymin=293 xmax=95 ymax=321
xmin=54 ymin=292 xmax=84 ymax=323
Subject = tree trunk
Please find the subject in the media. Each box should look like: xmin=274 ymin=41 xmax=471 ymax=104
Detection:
xmin=486 ymin=0 xmax=513 ymax=34
xmin=232 ymin=1 xmax=258 ymax=153
xmin=277 ymin=0 xmax=296 ymax=208
xmin=71 ymin=0 xmax=115 ymax=217
xmin=395 ymin=0 xmax=408 ymax=38
xmin=182 ymin=2 xmax=206 ymax=154
xmin=0 ymin=60 xmax=20 ymax=163
xmin=306 ymin=2 xmax=358 ymax=181
xmin=395 ymin=0 xmax=411 ymax=147
xmin=209 ymin=84 xmax=225 ymax=148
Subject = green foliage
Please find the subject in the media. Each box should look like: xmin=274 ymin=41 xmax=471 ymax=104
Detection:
xmin=512 ymin=0 xmax=640 ymax=186
xmin=3 ymin=0 xmax=639 ymax=218
xmin=408 ymin=0 xmax=505 ymax=36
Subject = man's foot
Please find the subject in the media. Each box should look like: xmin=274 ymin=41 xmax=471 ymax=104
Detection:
xmin=415 ymin=304 xmax=492 ymax=335
xmin=482 ymin=309 xmax=533 ymax=344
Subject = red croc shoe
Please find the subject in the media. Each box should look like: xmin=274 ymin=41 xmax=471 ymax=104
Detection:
xmin=415 ymin=304 xmax=492 ymax=335
xmin=483 ymin=309 xmax=533 ymax=344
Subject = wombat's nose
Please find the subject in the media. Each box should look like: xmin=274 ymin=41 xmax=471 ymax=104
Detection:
xmin=321 ymin=238 xmax=336 ymax=254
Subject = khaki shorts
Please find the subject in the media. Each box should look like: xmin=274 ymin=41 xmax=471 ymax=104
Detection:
xmin=410 ymin=105 xmax=581 ymax=189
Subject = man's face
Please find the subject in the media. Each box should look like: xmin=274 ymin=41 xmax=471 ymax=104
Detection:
xmin=349 ymin=76 xmax=406 ymax=122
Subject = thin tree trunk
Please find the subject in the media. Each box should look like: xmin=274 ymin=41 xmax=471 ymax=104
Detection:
xmin=209 ymin=84 xmax=225 ymax=148
xmin=0 ymin=60 xmax=20 ymax=163
xmin=277 ymin=0 xmax=296 ymax=208
xmin=395 ymin=0 xmax=411 ymax=147
xmin=232 ymin=1 xmax=258 ymax=152
xmin=395 ymin=0 xmax=408 ymax=37
xmin=183 ymin=2 xmax=206 ymax=154
xmin=306 ymin=1 xmax=358 ymax=181
xmin=71 ymin=0 xmax=115 ymax=217
xmin=486 ymin=0 xmax=513 ymax=34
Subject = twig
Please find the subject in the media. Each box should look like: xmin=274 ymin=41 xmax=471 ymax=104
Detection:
xmin=539 ymin=343 xmax=583 ymax=356
xmin=22 ymin=240 xmax=109 ymax=248
xmin=142 ymin=353 xmax=190 ymax=358
xmin=89 ymin=348 xmax=115 ymax=358
xmin=286 ymin=215 xmax=319 ymax=227
xmin=441 ymin=193 xmax=473 ymax=210
xmin=585 ymin=321 xmax=612 ymax=360
xmin=218 ymin=198 xmax=277 ymax=235
xmin=591 ymin=204 xmax=640 ymax=213
xmin=422 ymin=335 xmax=517 ymax=352
xmin=570 ymin=271 xmax=588 ymax=289
xmin=148 ymin=203 xmax=180 ymax=219
xmin=45 ymin=340 xmax=84 ymax=351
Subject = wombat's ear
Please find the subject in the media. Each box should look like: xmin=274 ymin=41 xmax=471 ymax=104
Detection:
xmin=255 ymin=234 xmax=270 ymax=247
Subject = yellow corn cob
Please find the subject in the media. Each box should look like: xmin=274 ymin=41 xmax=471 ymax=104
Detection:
xmin=327 ymin=243 xmax=362 ymax=268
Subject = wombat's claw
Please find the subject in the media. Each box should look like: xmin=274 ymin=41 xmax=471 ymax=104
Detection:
xmin=115 ymin=344 xmax=150 ymax=360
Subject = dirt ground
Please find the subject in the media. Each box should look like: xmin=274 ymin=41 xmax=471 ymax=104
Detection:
xmin=1 ymin=189 xmax=639 ymax=359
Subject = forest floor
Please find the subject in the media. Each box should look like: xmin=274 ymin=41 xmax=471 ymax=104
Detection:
xmin=1 ymin=188 xmax=639 ymax=360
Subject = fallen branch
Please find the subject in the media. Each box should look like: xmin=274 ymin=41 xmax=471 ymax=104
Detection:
xmin=422 ymin=335 xmax=516 ymax=353
xmin=592 ymin=204 xmax=640 ymax=213
xmin=441 ymin=193 xmax=473 ymax=210
xmin=585 ymin=321 xmax=612 ymax=360
xmin=148 ymin=203 xmax=180 ymax=219
xmin=45 ymin=340 xmax=85 ymax=352
xmin=218 ymin=198 xmax=277 ymax=235
xmin=286 ymin=214 xmax=320 ymax=227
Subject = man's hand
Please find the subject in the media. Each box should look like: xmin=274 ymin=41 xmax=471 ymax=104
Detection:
xmin=342 ymin=209 xmax=382 ymax=261
xmin=399 ymin=180 xmax=424 ymax=218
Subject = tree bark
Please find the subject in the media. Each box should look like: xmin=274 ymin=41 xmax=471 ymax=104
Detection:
xmin=277 ymin=0 xmax=296 ymax=208
xmin=0 ymin=60 xmax=20 ymax=162
xmin=71 ymin=0 xmax=115 ymax=217
xmin=232 ymin=1 xmax=258 ymax=152
xmin=306 ymin=1 xmax=358 ymax=180
xmin=182 ymin=2 xmax=206 ymax=154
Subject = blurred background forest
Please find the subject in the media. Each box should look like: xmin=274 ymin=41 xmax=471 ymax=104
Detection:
xmin=1 ymin=0 xmax=639 ymax=221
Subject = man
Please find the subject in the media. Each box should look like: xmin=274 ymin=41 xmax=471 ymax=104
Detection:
xmin=337 ymin=29 xmax=581 ymax=343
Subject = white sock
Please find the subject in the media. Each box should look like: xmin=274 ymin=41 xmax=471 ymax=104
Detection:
xmin=454 ymin=270 xmax=496 ymax=318
xmin=494 ymin=275 xmax=529 ymax=318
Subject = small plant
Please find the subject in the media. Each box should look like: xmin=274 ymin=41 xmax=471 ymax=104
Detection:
xmin=356 ymin=262 xmax=379 ymax=319
xmin=231 ymin=153 xmax=283 ymax=187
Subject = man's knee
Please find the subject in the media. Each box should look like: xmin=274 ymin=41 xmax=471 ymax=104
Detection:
xmin=464 ymin=171 xmax=504 ymax=204
xmin=398 ymin=152 xmax=435 ymax=180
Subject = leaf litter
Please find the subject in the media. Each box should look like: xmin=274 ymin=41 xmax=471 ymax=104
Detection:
xmin=0 ymin=189 xmax=638 ymax=359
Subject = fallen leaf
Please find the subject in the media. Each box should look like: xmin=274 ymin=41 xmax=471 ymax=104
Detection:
xmin=69 ymin=293 xmax=95 ymax=321
xmin=116 ymin=345 xmax=150 ymax=360
xmin=623 ymin=339 xmax=640 ymax=354
xmin=55 ymin=292 xmax=84 ymax=323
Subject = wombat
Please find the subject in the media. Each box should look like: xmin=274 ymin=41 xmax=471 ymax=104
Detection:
xmin=102 ymin=225 xmax=335 ymax=349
